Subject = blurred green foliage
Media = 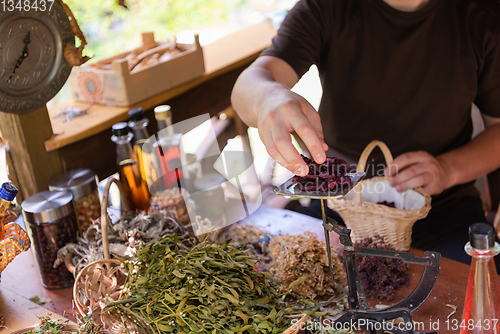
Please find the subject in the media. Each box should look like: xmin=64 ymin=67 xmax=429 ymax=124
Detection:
xmin=65 ymin=0 xmax=243 ymax=62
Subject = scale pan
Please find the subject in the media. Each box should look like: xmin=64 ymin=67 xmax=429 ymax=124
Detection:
xmin=274 ymin=172 xmax=366 ymax=199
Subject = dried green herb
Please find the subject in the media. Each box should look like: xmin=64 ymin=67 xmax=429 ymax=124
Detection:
xmin=106 ymin=233 xmax=318 ymax=334
xmin=27 ymin=313 xmax=108 ymax=334
xmin=27 ymin=316 xmax=71 ymax=334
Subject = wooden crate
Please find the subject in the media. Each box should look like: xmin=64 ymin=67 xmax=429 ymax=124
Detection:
xmin=67 ymin=32 xmax=205 ymax=107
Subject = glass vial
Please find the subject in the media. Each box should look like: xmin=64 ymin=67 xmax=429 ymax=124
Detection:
xmin=152 ymin=105 xmax=185 ymax=192
xmin=460 ymin=223 xmax=500 ymax=334
xmin=128 ymin=107 xmax=155 ymax=188
xmin=0 ymin=182 xmax=18 ymax=240
xmin=111 ymin=122 xmax=150 ymax=212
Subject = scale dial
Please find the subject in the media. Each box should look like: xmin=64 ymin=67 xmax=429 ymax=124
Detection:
xmin=0 ymin=6 xmax=74 ymax=114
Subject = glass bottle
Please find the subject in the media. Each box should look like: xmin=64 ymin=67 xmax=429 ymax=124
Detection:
xmin=460 ymin=223 xmax=500 ymax=334
xmin=153 ymin=105 xmax=185 ymax=192
xmin=111 ymin=122 xmax=150 ymax=212
xmin=128 ymin=107 xmax=155 ymax=188
xmin=0 ymin=182 xmax=18 ymax=240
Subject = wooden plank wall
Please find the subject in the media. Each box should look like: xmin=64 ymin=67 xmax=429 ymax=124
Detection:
xmin=0 ymin=107 xmax=63 ymax=200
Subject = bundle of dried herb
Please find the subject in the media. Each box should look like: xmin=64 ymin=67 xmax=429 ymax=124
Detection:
xmin=27 ymin=312 xmax=109 ymax=334
xmin=354 ymin=236 xmax=409 ymax=301
xmin=269 ymin=232 xmax=346 ymax=299
xmin=54 ymin=211 xmax=191 ymax=276
xmin=26 ymin=316 xmax=69 ymax=334
xmin=106 ymin=234 xmax=319 ymax=334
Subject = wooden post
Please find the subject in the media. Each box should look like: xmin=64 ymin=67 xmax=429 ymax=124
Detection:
xmin=0 ymin=106 xmax=63 ymax=200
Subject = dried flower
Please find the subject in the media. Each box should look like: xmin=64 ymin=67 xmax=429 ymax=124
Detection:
xmin=354 ymin=236 xmax=409 ymax=301
xmin=270 ymin=232 xmax=346 ymax=299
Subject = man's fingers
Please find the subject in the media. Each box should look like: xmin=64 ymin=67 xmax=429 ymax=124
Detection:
xmin=289 ymin=113 xmax=326 ymax=165
xmin=259 ymin=129 xmax=287 ymax=168
xmin=272 ymin=127 xmax=308 ymax=175
xmin=303 ymin=104 xmax=325 ymax=141
xmin=385 ymin=151 xmax=429 ymax=177
xmin=393 ymin=173 xmax=429 ymax=192
xmin=389 ymin=162 xmax=429 ymax=188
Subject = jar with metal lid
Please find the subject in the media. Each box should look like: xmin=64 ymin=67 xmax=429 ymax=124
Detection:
xmin=49 ymin=169 xmax=100 ymax=234
xmin=22 ymin=191 xmax=79 ymax=289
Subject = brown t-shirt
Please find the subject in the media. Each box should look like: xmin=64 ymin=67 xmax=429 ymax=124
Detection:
xmin=262 ymin=0 xmax=500 ymax=211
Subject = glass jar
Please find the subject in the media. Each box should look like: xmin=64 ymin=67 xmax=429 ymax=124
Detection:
xmin=49 ymin=169 xmax=101 ymax=234
xmin=191 ymin=173 xmax=227 ymax=234
xmin=182 ymin=153 xmax=202 ymax=193
xmin=22 ymin=191 xmax=78 ymax=289
xmin=149 ymin=187 xmax=191 ymax=227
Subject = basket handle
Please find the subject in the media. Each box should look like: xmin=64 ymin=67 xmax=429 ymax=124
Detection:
xmin=101 ymin=177 xmax=130 ymax=260
xmin=354 ymin=140 xmax=394 ymax=205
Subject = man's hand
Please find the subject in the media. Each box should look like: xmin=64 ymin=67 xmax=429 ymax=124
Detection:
xmin=257 ymin=86 xmax=328 ymax=176
xmin=384 ymin=151 xmax=452 ymax=195
xmin=232 ymin=56 xmax=328 ymax=176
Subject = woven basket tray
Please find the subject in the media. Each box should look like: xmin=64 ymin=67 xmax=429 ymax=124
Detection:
xmin=72 ymin=178 xmax=306 ymax=334
xmin=0 ymin=210 xmax=30 ymax=276
xmin=328 ymin=140 xmax=432 ymax=251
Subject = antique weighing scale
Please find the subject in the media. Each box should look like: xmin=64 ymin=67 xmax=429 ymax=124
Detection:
xmin=275 ymin=172 xmax=440 ymax=334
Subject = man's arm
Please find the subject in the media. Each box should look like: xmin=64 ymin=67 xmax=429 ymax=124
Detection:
xmin=231 ymin=55 xmax=328 ymax=176
xmin=386 ymin=113 xmax=500 ymax=195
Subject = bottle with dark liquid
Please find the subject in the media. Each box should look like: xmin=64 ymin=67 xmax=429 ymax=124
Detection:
xmin=128 ymin=107 xmax=156 ymax=188
xmin=153 ymin=105 xmax=184 ymax=192
xmin=460 ymin=223 xmax=500 ymax=334
xmin=111 ymin=122 xmax=150 ymax=211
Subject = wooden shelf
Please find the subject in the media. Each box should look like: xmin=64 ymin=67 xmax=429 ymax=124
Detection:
xmin=45 ymin=21 xmax=276 ymax=152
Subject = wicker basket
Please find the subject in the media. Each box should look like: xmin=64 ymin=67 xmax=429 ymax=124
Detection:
xmin=328 ymin=140 xmax=432 ymax=251
xmin=64 ymin=177 xmax=130 ymax=276
xmin=71 ymin=179 xmax=306 ymax=334
xmin=72 ymin=177 xmax=128 ymax=317
xmin=0 ymin=210 xmax=30 ymax=276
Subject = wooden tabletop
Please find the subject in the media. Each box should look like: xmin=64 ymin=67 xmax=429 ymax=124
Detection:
xmin=378 ymin=249 xmax=469 ymax=334
xmin=0 ymin=250 xmax=75 ymax=332
xmin=44 ymin=21 xmax=277 ymax=152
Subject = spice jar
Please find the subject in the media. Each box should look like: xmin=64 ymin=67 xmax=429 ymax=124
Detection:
xmin=22 ymin=191 xmax=78 ymax=289
xmin=49 ymin=169 xmax=100 ymax=234
xmin=149 ymin=188 xmax=191 ymax=226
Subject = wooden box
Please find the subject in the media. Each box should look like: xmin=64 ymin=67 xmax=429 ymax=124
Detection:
xmin=67 ymin=32 xmax=205 ymax=107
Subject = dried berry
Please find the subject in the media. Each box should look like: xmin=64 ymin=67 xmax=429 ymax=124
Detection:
xmin=354 ymin=236 xmax=409 ymax=301
xmin=293 ymin=155 xmax=351 ymax=191
xmin=377 ymin=201 xmax=396 ymax=208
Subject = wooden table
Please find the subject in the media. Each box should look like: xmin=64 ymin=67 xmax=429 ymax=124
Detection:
xmin=0 ymin=250 xmax=74 ymax=332
xmin=0 ymin=242 xmax=472 ymax=334
xmin=384 ymin=249 xmax=469 ymax=334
